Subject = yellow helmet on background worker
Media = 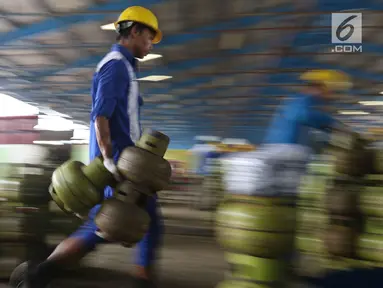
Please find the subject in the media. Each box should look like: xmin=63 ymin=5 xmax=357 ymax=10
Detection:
xmin=300 ymin=69 xmax=352 ymax=91
xmin=115 ymin=6 xmax=162 ymax=44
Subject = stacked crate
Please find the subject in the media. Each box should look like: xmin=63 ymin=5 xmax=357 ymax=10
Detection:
xmin=295 ymin=154 xmax=332 ymax=278
xmin=0 ymin=163 xmax=52 ymax=278
xmin=295 ymin=133 xmax=383 ymax=279
xmin=322 ymin=133 xmax=370 ymax=270
xmin=323 ymin=177 xmax=364 ymax=270
xmin=217 ymin=151 xmax=298 ymax=288
xmin=216 ymin=196 xmax=297 ymax=288
xmin=46 ymin=201 xmax=81 ymax=248
xmin=197 ymin=158 xmax=224 ymax=210
xmin=0 ymin=144 xmax=75 ymax=279
xmin=356 ymin=142 xmax=383 ymax=264
xmin=44 ymin=145 xmax=81 ymax=247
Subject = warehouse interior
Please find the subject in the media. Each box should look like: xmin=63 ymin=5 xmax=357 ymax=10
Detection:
xmin=0 ymin=0 xmax=382 ymax=287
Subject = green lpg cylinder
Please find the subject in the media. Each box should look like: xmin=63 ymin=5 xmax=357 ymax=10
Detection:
xmin=0 ymin=244 xmax=27 ymax=279
xmin=297 ymin=208 xmax=327 ymax=233
xmin=356 ymin=234 xmax=383 ymax=262
xmin=306 ymin=155 xmax=335 ymax=176
xmin=365 ymin=218 xmax=383 ymax=235
xmin=325 ymin=177 xmax=360 ymax=217
xmin=0 ymin=178 xmax=20 ymax=202
xmin=216 ymin=195 xmax=296 ymax=258
xmin=19 ymin=173 xmax=51 ymax=204
xmin=202 ymin=159 xmax=224 ymax=209
xmin=298 ymin=154 xmax=334 ymax=207
xmin=0 ymin=215 xmax=27 ymax=242
xmin=324 ymin=258 xmax=355 ymax=272
xmin=298 ymin=174 xmax=328 ymax=206
xmin=117 ymin=130 xmax=172 ymax=192
xmin=81 ymin=157 xmax=116 ymax=192
xmin=225 ymin=252 xmax=288 ymax=286
xmin=329 ymin=131 xmax=362 ymax=151
xmin=359 ymin=175 xmax=383 ymax=217
xmin=0 ymin=205 xmax=50 ymax=242
xmin=295 ymin=233 xmax=326 ymax=255
xmin=217 ymin=280 xmax=272 ymax=288
xmin=293 ymin=253 xmax=327 ymax=278
xmin=0 ymin=164 xmax=10 ymax=178
xmin=0 ymin=173 xmax=51 ymax=205
xmin=48 ymin=216 xmax=81 ymax=235
xmin=324 ymin=225 xmax=356 ymax=258
xmin=48 ymin=200 xmax=68 ymax=215
xmin=51 ymin=159 xmax=110 ymax=217
xmin=365 ymin=143 xmax=383 ymax=174
xmin=328 ymin=145 xmax=368 ymax=177
xmin=374 ymin=148 xmax=383 ymax=173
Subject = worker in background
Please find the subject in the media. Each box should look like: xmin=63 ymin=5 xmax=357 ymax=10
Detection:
xmin=22 ymin=6 xmax=163 ymax=288
xmin=188 ymin=139 xmax=222 ymax=209
xmin=189 ymin=138 xmax=217 ymax=175
xmin=258 ymin=69 xmax=353 ymax=198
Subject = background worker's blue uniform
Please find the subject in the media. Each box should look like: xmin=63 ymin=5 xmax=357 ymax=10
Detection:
xmin=234 ymin=93 xmax=338 ymax=198
xmin=71 ymin=44 xmax=162 ymax=268
xmin=262 ymin=96 xmax=383 ymax=288
xmin=263 ymin=93 xmax=336 ymax=145
xmin=190 ymin=143 xmax=218 ymax=175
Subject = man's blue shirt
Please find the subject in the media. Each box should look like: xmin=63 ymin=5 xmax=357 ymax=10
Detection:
xmin=89 ymin=44 xmax=143 ymax=163
xmin=88 ymin=44 xmax=143 ymax=198
xmin=263 ymin=94 xmax=336 ymax=146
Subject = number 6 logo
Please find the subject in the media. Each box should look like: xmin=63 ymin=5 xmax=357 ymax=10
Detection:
xmin=332 ymin=13 xmax=362 ymax=44
xmin=336 ymin=15 xmax=357 ymax=42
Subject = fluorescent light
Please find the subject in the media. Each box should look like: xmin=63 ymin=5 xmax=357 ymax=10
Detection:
xmin=137 ymin=54 xmax=162 ymax=62
xmin=100 ymin=23 xmax=115 ymax=30
xmin=138 ymin=75 xmax=172 ymax=82
xmin=338 ymin=110 xmax=370 ymax=115
xmin=359 ymin=101 xmax=383 ymax=106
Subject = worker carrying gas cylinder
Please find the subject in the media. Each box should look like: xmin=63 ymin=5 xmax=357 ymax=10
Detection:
xmin=216 ymin=70 xmax=355 ymax=288
xmin=223 ymin=70 xmax=354 ymax=198
xmin=257 ymin=69 xmax=354 ymax=197
xmin=12 ymin=6 xmax=163 ymax=288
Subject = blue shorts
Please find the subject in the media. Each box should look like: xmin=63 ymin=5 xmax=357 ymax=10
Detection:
xmin=70 ymin=192 xmax=163 ymax=267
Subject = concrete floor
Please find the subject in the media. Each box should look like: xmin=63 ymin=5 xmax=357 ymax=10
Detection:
xmin=0 ymin=235 xmax=227 ymax=288
xmin=1 ymin=196 xmax=377 ymax=287
xmin=81 ymin=235 xmax=226 ymax=288
xmin=0 ymin=206 xmax=312 ymax=287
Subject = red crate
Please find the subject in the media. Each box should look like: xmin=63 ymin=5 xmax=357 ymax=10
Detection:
xmin=0 ymin=115 xmax=38 ymax=132
xmin=0 ymin=131 xmax=40 ymax=144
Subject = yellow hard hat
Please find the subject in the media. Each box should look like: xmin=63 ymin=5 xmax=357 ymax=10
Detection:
xmin=115 ymin=6 xmax=162 ymax=44
xmin=300 ymin=69 xmax=352 ymax=91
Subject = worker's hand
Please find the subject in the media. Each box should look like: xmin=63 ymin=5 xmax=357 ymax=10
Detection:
xmin=103 ymin=158 xmax=121 ymax=181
